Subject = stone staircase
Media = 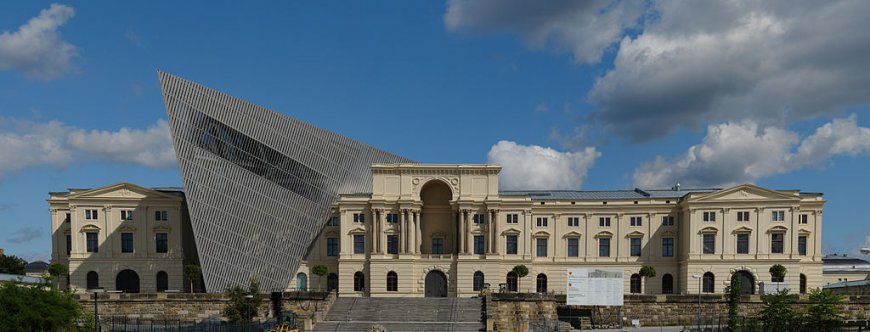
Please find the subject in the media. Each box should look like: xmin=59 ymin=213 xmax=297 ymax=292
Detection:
xmin=312 ymin=297 xmax=484 ymax=331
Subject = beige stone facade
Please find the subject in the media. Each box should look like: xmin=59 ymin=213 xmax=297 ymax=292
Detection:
xmin=49 ymin=183 xmax=186 ymax=293
xmin=292 ymin=164 xmax=825 ymax=297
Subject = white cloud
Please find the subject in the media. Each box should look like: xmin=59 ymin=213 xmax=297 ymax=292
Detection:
xmin=0 ymin=118 xmax=176 ymax=179
xmin=487 ymin=140 xmax=600 ymax=190
xmin=534 ymin=103 xmax=549 ymax=113
xmin=0 ymin=4 xmax=78 ymax=80
xmin=634 ymin=115 xmax=870 ymax=188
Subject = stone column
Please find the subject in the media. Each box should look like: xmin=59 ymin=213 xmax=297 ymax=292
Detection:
xmin=399 ymin=209 xmax=406 ymax=254
xmin=376 ymin=209 xmax=384 ymax=254
xmin=411 ymin=210 xmax=418 ymax=254
xmin=489 ymin=209 xmax=498 ymax=254
xmin=461 ymin=209 xmax=469 ymax=254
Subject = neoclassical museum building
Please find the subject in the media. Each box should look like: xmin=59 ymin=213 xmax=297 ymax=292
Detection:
xmin=292 ymin=163 xmax=825 ymax=297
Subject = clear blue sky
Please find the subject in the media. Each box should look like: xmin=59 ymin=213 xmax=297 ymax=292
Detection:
xmin=1 ymin=1 xmax=869 ymax=262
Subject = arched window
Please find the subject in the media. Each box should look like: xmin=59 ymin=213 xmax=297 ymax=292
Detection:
xmin=536 ymin=273 xmax=548 ymax=293
xmin=116 ymin=269 xmax=140 ymax=293
xmin=799 ymin=274 xmax=807 ymax=294
xmin=630 ymin=274 xmax=642 ymax=294
xmin=662 ymin=274 xmax=674 ymax=294
xmin=703 ymin=272 xmax=715 ymax=293
xmin=327 ymin=273 xmax=339 ymax=292
xmin=296 ymin=273 xmax=308 ymax=291
xmin=86 ymin=271 xmax=99 ymax=289
xmin=473 ymin=271 xmax=485 ymax=291
xmin=506 ymin=272 xmax=518 ymax=292
xmin=387 ymin=271 xmax=398 ymax=292
xmin=156 ymin=271 xmax=168 ymax=292
xmin=353 ymin=272 xmax=365 ymax=292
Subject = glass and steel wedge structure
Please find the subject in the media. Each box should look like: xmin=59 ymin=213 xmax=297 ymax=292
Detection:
xmin=158 ymin=71 xmax=413 ymax=292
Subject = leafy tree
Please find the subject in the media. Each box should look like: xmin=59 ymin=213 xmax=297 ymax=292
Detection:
xmin=0 ymin=280 xmax=83 ymax=331
xmin=803 ymin=288 xmax=846 ymax=331
xmin=512 ymin=265 xmax=528 ymax=292
xmin=184 ymin=264 xmax=201 ymax=293
xmin=223 ymin=278 xmax=263 ymax=323
xmin=726 ymin=274 xmax=742 ymax=332
xmin=312 ymin=265 xmax=328 ymax=292
xmin=0 ymin=254 xmax=26 ymax=275
xmin=638 ymin=265 xmax=656 ymax=293
xmin=769 ymin=264 xmax=787 ymax=282
xmin=759 ymin=288 xmax=795 ymax=332
xmin=48 ymin=263 xmax=68 ymax=289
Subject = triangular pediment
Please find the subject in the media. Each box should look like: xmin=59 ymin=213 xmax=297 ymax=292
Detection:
xmin=595 ymin=231 xmax=614 ymax=238
xmin=732 ymin=226 xmax=753 ymax=234
xmin=625 ymin=230 xmax=645 ymax=238
xmin=70 ymin=182 xmax=179 ymax=201
xmin=691 ymin=184 xmax=797 ymax=202
xmin=562 ymin=231 xmax=582 ymax=238
xmin=501 ymin=227 xmax=521 ymax=235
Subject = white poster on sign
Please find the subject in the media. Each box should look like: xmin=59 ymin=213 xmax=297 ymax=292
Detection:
xmin=566 ymin=268 xmax=624 ymax=306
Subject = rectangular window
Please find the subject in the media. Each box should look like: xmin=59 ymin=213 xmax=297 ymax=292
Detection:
xmin=386 ymin=213 xmax=399 ymax=224
xmin=799 ymin=214 xmax=808 ymax=224
xmin=474 ymin=235 xmax=485 ymax=255
xmin=432 ymin=238 xmax=444 ymax=254
xmin=630 ymin=238 xmax=642 ymax=256
xmin=737 ymin=211 xmax=750 ymax=222
xmin=798 ymin=235 xmax=807 ymax=256
xmin=473 ymin=214 xmax=486 ymax=224
xmin=737 ymin=234 xmax=750 ymax=254
xmin=630 ymin=216 xmax=642 ymax=227
xmin=506 ymin=235 xmax=518 ymax=255
xmin=536 ymin=238 xmax=548 ymax=257
xmin=536 ymin=217 xmax=548 ymax=227
xmin=599 ymin=217 xmax=611 ymax=227
xmin=156 ymin=233 xmax=168 ymax=253
xmin=86 ymin=232 xmax=98 ymax=253
xmin=703 ymin=211 xmax=716 ymax=222
xmin=771 ymin=233 xmax=784 ymax=253
xmin=327 ymin=217 xmax=340 ymax=226
xmin=327 ymin=237 xmax=339 ymax=256
xmin=662 ymin=237 xmax=674 ymax=257
xmin=353 ymin=213 xmax=365 ymax=223
xmin=567 ymin=238 xmax=579 ymax=257
xmin=85 ymin=209 xmax=98 ymax=220
xmin=662 ymin=216 xmax=674 ymax=226
xmin=155 ymin=210 xmax=168 ymax=221
xmin=506 ymin=214 xmax=519 ymax=224
xmin=598 ymin=238 xmax=610 ymax=257
xmin=121 ymin=233 xmax=134 ymax=253
xmin=567 ymin=217 xmax=580 ymax=227
xmin=66 ymin=234 xmax=71 ymax=255
xmin=771 ymin=210 xmax=785 ymax=222
xmin=120 ymin=210 xmax=134 ymax=221
xmin=703 ymin=234 xmax=715 ymax=254
xmin=387 ymin=235 xmax=399 ymax=254
xmin=353 ymin=235 xmax=365 ymax=254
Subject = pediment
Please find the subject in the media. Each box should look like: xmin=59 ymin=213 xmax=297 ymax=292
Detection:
xmin=797 ymin=228 xmax=812 ymax=235
xmin=533 ymin=230 xmax=551 ymax=237
xmin=766 ymin=225 xmax=788 ymax=234
xmin=501 ymin=227 xmax=521 ymax=235
xmin=625 ymin=230 xmax=645 ymax=238
xmin=732 ymin=226 xmax=753 ymax=234
xmin=562 ymin=231 xmax=582 ymax=238
xmin=347 ymin=227 xmax=366 ymax=234
xmin=324 ymin=230 xmax=339 ymax=237
xmin=79 ymin=224 xmax=101 ymax=232
xmin=698 ymin=226 xmax=719 ymax=234
xmin=118 ymin=225 xmax=137 ymax=232
xmin=660 ymin=230 xmax=677 ymax=237
xmin=70 ymin=182 xmax=179 ymax=201
xmin=595 ymin=231 xmax=613 ymax=238
xmin=691 ymin=184 xmax=797 ymax=202
xmin=153 ymin=225 xmax=172 ymax=233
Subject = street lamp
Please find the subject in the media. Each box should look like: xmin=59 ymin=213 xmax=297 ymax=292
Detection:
xmin=89 ymin=287 xmax=105 ymax=332
xmin=245 ymin=294 xmax=254 ymax=323
xmin=691 ymin=274 xmax=701 ymax=329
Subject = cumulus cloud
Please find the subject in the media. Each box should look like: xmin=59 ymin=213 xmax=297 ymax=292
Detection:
xmin=634 ymin=115 xmax=870 ymax=188
xmin=0 ymin=118 xmax=175 ymax=179
xmin=487 ymin=140 xmax=600 ymax=190
xmin=7 ymin=226 xmax=43 ymax=244
xmin=0 ymin=4 xmax=78 ymax=80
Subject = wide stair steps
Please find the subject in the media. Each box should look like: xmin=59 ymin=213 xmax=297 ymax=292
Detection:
xmin=313 ymin=297 xmax=484 ymax=332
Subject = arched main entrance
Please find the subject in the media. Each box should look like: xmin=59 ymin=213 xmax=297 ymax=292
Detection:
xmin=424 ymin=270 xmax=448 ymax=297
xmin=116 ymin=269 xmax=140 ymax=293
xmin=734 ymin=270 xmax=755 ymax=295
xmin=420 ymin=180 xmax=454 ymax=255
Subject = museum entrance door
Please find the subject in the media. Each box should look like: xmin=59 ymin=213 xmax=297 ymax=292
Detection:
xmin=424 ymin=270 xmax=448 ymax=297
xmin=734 ymin=270 xmax=755 ymax=294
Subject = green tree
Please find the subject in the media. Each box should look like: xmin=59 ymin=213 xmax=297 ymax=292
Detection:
xmin=223 ymin=278 xmax=263 ymax=323
xmin=0 ymin=280 xmax=83 ymax=331
xmin=726 ymin=274 xmax=742 ymax=332
xmin=759 ymin=288 xmax=795 ymax=332
xmin=312 ymin=265 xmax=328 ymax=292
xmin=638 ymin=265 xmax=656 ymax=294
xmin=804 ymin=288 xmax=846 ymax=331
xmin=512 ymin=265 xmax=528 ymax=292
xmin=769 ymin=264 xmax=787 ymax=282
xmin=48 ymin=263 xmax=68 ymax=289
xmin=184 ymin=264 xmax=201 ymax=293
xmin=0 ymin=254 xmax=26 ymax=275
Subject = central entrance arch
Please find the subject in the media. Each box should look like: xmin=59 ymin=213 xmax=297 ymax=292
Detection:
xmin=424 ymin=270 xmax=448 ymax=297
xmin=420 ymin=180 xmax=454 ymax=255
xmin=116 ymin=269 xmax=140 ymax=293
xmin=734 ymin=270 xmax=755 ymax=294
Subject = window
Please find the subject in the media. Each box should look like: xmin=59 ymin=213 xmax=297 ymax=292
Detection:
xmin=703 ymin=212 xmax=716 ymax=222
xmin=296 ymin=273 xmax=308 ymax=291
xmin=771 ymin=210 xmax=785 ymax=222
xmin=353 ymin=213 xmax=365 ymax=223
xmin=387 ymin=235 xmax=399 ymax=254
xmin=506 ymin=214 xmax=518 ymax=224
xmin=506 ymin=272 xmax=518 ymax=292
xmin=567 ymin=238 xmax=579 ymax=257
xmin=703 ymin=272 xmax=715 ymax=293
xmin=121 ymin=233 xmax=134 ymax=253
xmin=353 ymin=235 xmax=365 ymax=254
xmin=432 ymin=238 xmax=444 ymax=254
xmin=327 ymin=237 xmax=339 ymax=256
xmin=629 ymin=238 xmax=642 ymax=256
xmin=386 ymin=213 xmax=399 ymax=224
xmin=799 ymin=274 xmax=807 ymax=294
xmin=798 ymin=235 xmax=807 ymax=256
xmin=536 ymin=217 xmax=548 ymax=227
xmin=121 ymin=210 xmax=134 ymax=221
xmin=66 ymin=234 xmax=71 ymax=255
xmin=630 ymin=216 xmax=642 ymax=227
xmin=473 ymin=271 xmax=485 ymax=291
xmin=474 ymin=235 xmax=485 ymax=255
xmin=473 ymin=213 xmax=486 ymax=224
xmin=156 ymin=271 xmax=168 ymax=292
xmin=771 ymin=233 xmax=784 ymax=254
xmin=506 ymin=235 xmax=517 ymax=255
xmin=799 ymin=214 xmax=808 ymax=224
xmin=86 ymin=232 xmax=98 ymax=253
xmin=155 ymin=210 xmax=168 ymax=221
xmin=353 ymin=272 xmax=365 ymax=291
xmin=599 ymin=238 xmax=611 ymax=257
xmin=630 ymin=274 xmax=641 ymax=294
xmin=703 ymin=234 xmax=715 ymax=254
xmin=567 ymin=217 xmax=580 ymax=227
xmin=64 ymin=213 xmax=70 ymax=223
xmin=662 ymin=274 xmax=674 ymax=294
xmin=662 ymin=216 xmax=674 ymax=226
xmin=662 ymin=237 xmax=674 ymax=257
xmin=737 ymin=211 xmax=750 ymax=222
xmin=386 ymin=271 xmax=398 ymax=292
xmin=737 ymin=234 xmax=750 ymax=254
xmin=86 ymin=271 xmax=99 ymax=289
xmin=599 ymin=217 xmax=611 ymax=227
xmin=536 ymin=273 xmax=548 ymax=293
xmin=327 ymin=273 xmax=339 ymax=292
xmin=85 ymin=209 xmax=98 ymax=220
xmin=327 ymin=217 xmax=340 ymax=226
xmin=156 ymin=233 xmax=168 ymax=253
xmin=536 ymin=238 xmax=548 ymax=257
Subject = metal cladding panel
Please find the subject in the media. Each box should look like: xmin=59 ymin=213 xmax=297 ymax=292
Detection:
xmin=157 ymin=71 xmax=413 ymax=292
